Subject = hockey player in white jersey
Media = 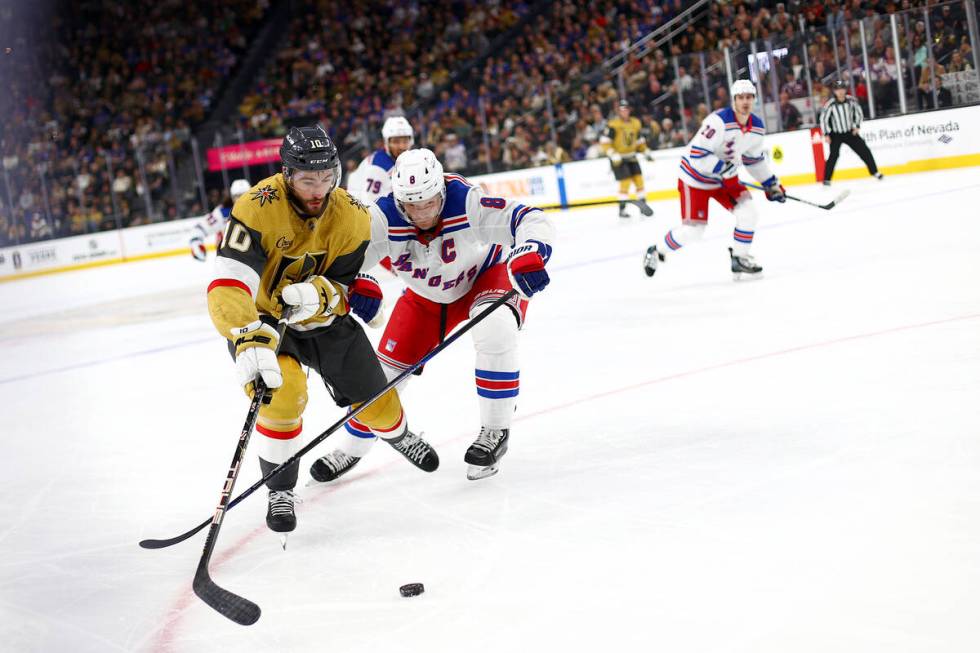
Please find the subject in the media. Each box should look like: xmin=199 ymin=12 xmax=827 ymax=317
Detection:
xmin=345 ymin=116 xmax=414 ymax=205
xmin=310 ymin=148 xmax=554 ymax=481
xmin=189 ymin=178 xmax=250 ymax=261
xmin=642 ymin=79 xmax=786 ymax=279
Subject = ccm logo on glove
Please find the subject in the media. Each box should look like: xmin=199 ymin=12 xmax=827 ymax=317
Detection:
xmin=348 ymin=273 xmax=384 ymax=325
xmin=506 ymin=240 xmax=552 ymax=298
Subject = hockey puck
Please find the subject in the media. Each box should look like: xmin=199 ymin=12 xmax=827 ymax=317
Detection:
xmin=399 ymin=583 xmax=424 ymax=598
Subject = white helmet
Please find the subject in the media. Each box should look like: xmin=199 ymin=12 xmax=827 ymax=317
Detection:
xmin=391 ymin=148 xmax=445 ymax=214
xmin=229 ymin=178 xmax=250 ymax=200
xmin=382 ymin=116 xmax=414 ymax=145
xmin=730 ymin=79 xmax=757 ymax=99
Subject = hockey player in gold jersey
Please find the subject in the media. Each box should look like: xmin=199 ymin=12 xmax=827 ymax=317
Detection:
xmin=206 ymin=124 xmax=439 ymax=537
xmin=600 ymin=99 xmax=654 ymax=218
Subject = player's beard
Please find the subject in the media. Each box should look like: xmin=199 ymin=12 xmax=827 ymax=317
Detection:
xmin=303 ymin=197 xmax=325 ymax=214
xmin=287 ymin=188 xmax=329 ymax=219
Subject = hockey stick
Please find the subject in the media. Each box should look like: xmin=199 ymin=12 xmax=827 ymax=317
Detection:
xmin=191 ymin=314 xmax=292 ymax=626
xmin=140 ymin=289 xmax=520 ymax=555
xmin=743 ymin=181 xmax=851 ymax=210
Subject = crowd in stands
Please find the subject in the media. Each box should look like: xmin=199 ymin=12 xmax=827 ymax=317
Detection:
xmin=409 ymin=0 xmax=976 ymax=175
xmin=2 ymin=0 xmax=978 ymax=247
xmin=0 ymin=0 xmax=269 ymax=245
xmin=237 ymin=0 xmax=976 ymax=181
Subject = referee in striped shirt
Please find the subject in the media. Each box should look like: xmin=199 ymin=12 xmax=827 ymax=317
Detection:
xmin=819 ymin=80 xmax=883 ymax=185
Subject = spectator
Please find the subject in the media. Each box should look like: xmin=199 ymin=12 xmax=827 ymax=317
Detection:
xmin=779 ymin=92 xmax=803 ymax=130
xmin=871 ymin=47 xmax=899 ymax=113
xmin=781 ymin=71 xmax=806 ymax=99
xmin=917 ymin=59 xmax=947 ymax=109
xmin=945 ymin=51 xmax=973 ymax=73
xmin=111 ymin=169 xmax=133 ymax=196
xmin=443 ymin=133 xmax=468 ymax=171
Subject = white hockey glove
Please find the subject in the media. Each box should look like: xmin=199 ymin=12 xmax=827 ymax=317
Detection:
xmin=280 ymin=276 xmax=346 ymax=325
xmin=232 ymin=320 xmax=282 ymax=402
xmin=608 ymin=151 xmax=623 ymax=165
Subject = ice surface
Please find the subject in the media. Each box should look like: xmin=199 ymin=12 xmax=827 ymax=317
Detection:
xmin=1 ymin=170 xmax=979 ymax=652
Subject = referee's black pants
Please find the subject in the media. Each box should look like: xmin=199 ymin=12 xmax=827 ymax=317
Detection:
xmin=825 ymin=132 xmax=879 ymax=180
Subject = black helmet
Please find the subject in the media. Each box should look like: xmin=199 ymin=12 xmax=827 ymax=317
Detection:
xmin=280 ymin=124 xmax=342 ymax=196
xmin=832 ymin=80 xmax=848 ymax=90
xmin=280 ymin=124 xmax=340 ymax=171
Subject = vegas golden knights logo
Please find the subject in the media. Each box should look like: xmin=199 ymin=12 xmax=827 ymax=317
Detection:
xmin=347 ymin=193 xmax=367 ymax=211
xmin=269 ymin=252 xmax=327 ymax=295
xmin=250 ymin=185 xmax=280 ymax=206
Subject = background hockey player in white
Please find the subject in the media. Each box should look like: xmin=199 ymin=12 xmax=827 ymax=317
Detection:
xmin=188 ymin=178 xmax=250 ymax=261
xmin=643 ymin=79 xmax=786 ymax=279
xmin=309 ymin=148 xmax=554 ymax=482
xmin=345 ymin=116 xmax=415 ymax=205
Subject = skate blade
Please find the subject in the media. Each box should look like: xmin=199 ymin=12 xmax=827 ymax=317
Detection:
xmin=643 ymin=250 xmax=659 ymax=277
xmin=279 ymin=534 xmax=288 ymax=550
xmin=466 ymin=463 xmax=500 ymax=481
xmin=732 ymin=271 xmax=764 ymax=281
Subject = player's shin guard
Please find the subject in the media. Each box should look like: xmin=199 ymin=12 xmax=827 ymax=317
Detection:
xmin=256 ymin=419 xmax=303 ymax=490
xmin=664 ymin=222 xmax=706 ymax=252
xmin=471 ymin=307 xmax=520 ymax=429
xmin=731 ymin=199 xmax=759 ymax=257
xmin=356 ymin=389 xmax=407 ymax=440
xmin=331 ymin=359 xmax=415 ymax=460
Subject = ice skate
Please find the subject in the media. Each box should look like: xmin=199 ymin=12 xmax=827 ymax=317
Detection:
xmin=309 ymin=450 xmax=361 ymax=483
xmin=729 ymin=247 xmax=763 ymax=280
xmin=874 ymin=172 xmax=884 ymax=180
xmin=386 ymin=429 xmax=439 ymax=472
xmin=643 ymin=245 xmax=665 ymax=277
xmin=465 ymin=427 xmax=509 ymax=480
xmin=618 ymin=202 xmax=630 ymax=219
xmin=633 ymin=198 xmax=654 ymax=217
xmin=266 ymin=489 xmax=299 ymax=549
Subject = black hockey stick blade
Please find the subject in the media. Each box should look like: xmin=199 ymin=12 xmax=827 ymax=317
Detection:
xmin=193 ymin=564 xmax=261 ymax=626
xmin=820 ymin=189 xmax=850 ymax=209
xmin=140 ymin=521 xmax=210 ymax=549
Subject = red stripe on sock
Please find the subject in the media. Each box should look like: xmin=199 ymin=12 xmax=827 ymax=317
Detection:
xmin=475 ymin=379 xmax=520 ymax=390
xmin=256 ymin=423 xmax=302 ymax=440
